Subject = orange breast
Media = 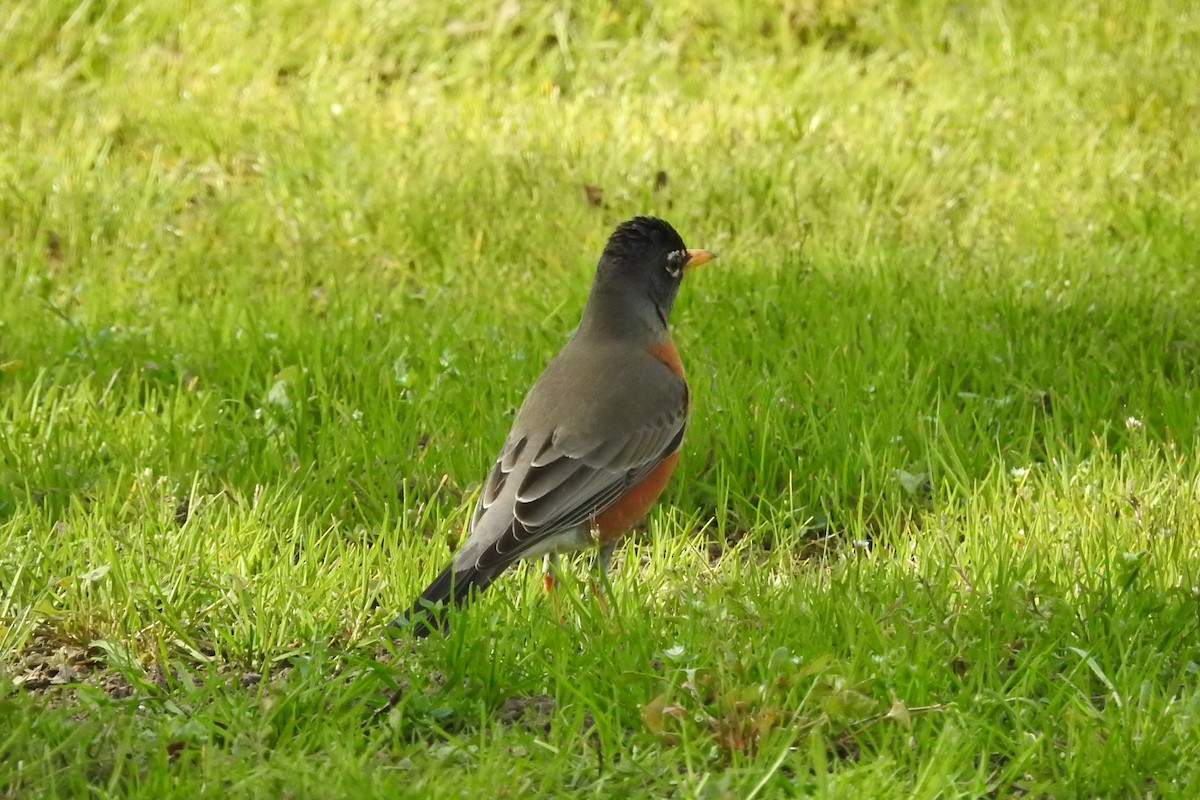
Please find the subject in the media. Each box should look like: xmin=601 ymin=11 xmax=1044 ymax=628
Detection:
xmin=593 ymin=451 xmax=680 ymax=540
xmin=648 ymin=337 xmax=685 ymax=379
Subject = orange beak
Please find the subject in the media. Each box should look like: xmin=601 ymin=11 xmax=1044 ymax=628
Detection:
xmin=684 ymin=249 xmax=715 ymax=270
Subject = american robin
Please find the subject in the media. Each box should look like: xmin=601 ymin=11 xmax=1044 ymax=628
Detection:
xmin=395 ymin=216 xmax=713 ymax=637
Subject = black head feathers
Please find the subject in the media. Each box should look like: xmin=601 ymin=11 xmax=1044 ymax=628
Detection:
xmin=601 ymin=216 xmax=686 ymax=263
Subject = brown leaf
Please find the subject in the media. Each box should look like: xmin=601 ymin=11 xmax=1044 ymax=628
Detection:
xmin=582 ymin=184 xmax=604 ymax=207
xmin=174 ymin=497 xmax=191 ymax=527
xmin=46 ymin=231 xmax=64 ymax=264
xmin=717 ymin=726 xmax=747 ymax=753
xmin=752 ymin=707 xmax=781 ymax=738
xmin=49 ymin=664 xmax=77 ymax=685
xmin=885 ymin=692 xmax=911 ymax=729
xmin=641 ymin=692 xmax=669 ymax=734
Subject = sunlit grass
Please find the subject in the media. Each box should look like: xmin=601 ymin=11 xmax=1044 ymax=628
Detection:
xmin=2 ymin=0 xmax=1200 ymax=796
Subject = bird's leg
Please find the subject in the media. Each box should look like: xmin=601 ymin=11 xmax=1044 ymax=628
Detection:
xmin=595 ymin=541 xmax=617 ymax=591
xmin=591 ymin=541 xmax=617 ymax=615
xmin=542 ymin=553 xmax=559 ymax=593
xmin=543 ymin=553 xmax=568 ymax=626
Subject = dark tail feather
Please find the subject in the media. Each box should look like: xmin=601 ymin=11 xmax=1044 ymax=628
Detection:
xmin=391 ymin=563 xmax=498 ymax=638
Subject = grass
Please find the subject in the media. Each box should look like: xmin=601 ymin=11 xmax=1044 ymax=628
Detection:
xmin=2 ymin=0 xmax=1200 ymax=796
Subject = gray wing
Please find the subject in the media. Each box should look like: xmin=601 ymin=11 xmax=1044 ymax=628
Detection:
xmin=453 ymin=347 xmax=687 ymax=572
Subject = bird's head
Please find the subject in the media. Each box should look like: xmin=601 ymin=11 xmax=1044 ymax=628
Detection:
xmin=593 ymin=216 xmax=714 ymax=322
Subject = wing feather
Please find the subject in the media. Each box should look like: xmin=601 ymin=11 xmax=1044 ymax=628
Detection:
xmin=453 ymin=342 xmax=689 ymax=573
xmin=466 ymin=409 xmax=684 ymax=570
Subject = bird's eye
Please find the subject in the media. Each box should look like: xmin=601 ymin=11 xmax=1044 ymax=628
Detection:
xmin=664 ymin=251 xmax=686 ymax=277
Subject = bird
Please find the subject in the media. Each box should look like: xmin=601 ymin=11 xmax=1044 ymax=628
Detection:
xmin=395 ymin=216 xmax=714 ymax=637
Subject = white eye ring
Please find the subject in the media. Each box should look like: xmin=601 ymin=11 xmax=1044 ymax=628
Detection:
xmin=665 ymin=250 xmax=686 ymax=277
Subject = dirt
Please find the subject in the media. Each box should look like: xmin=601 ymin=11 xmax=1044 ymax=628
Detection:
xmin=496 ymin=694 xmax=556 ymax=733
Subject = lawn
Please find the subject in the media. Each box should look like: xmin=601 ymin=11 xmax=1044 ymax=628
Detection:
xmin=2 ymin=0 xmax=1200 ymax=796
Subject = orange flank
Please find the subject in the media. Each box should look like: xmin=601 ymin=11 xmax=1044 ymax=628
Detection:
xmin=648 ymin=337 xmax=685 ymax=378
xmin=593 ymin=451 xmax=680 ymax=540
